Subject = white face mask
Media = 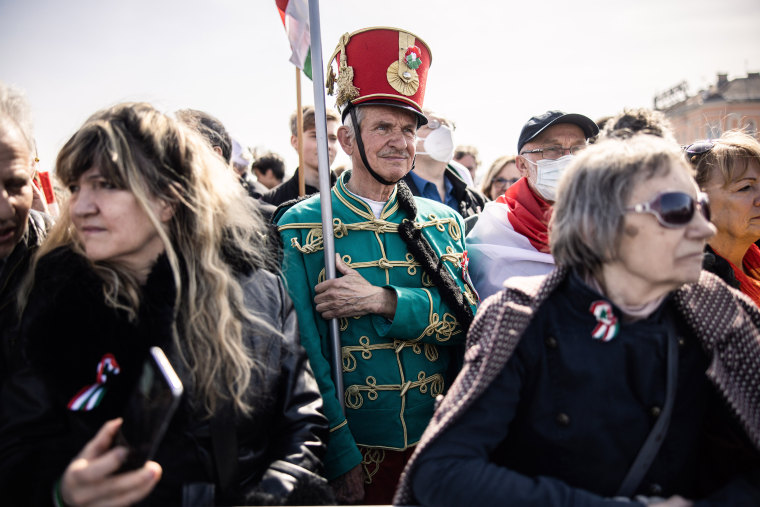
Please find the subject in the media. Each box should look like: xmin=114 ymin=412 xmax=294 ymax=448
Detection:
xmin=523 ymin=154 xmax=574 ymax=201
xmin=417 ymin=125 xmax=455 ymax=162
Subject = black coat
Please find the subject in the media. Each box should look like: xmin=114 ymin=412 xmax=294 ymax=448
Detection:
xmin=261 ymin=168 xmax=335 ymax=208
xmin=0 ymin=247 xmax=331 ymax=506
xmin=0 ymin=210 xmax=53 ymax=385
xmin=702 ymin=244 xmax=741 ymax=290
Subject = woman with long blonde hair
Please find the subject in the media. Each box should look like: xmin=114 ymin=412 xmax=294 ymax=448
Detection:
xmin=0 ymin=102 xmax=330 ymax=506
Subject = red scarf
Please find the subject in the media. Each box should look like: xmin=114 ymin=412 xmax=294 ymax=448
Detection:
xmin=733 ymin=244 xmax=760 ymax=307
xmin=496 ymin=178 xmax=553 ymax=253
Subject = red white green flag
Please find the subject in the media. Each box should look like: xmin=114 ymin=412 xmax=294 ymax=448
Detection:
xmin=275 ymin=0 xmax=312 ymax=79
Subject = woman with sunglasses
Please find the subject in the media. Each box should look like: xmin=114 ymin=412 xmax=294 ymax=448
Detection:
xmin=0 ymin=103 xmax=330 ymax=506
xmin=396 ymin=134 xmax=760 ymax=506
xmin=689 ymin=130 xmax=760 ymax=306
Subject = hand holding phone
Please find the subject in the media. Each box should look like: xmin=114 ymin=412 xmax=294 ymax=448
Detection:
xmin=114 ymin=346 xmax=183 ymax=472
xmin=60 ymin=419 xmax=163 ymax=507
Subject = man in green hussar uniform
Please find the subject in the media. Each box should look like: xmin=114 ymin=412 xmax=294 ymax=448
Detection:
xmin=275 ymin=27 xmax=478 ymax=504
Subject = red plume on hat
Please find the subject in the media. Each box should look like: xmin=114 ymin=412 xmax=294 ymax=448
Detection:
xmin=326 ymin=27 xmax=432 ymax=125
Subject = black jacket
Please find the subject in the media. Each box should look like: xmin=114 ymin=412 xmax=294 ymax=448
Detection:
xmin=402 ymin=163 xmax=487 ymax=221
xmin=0 ymin=210 xmax=53 ymax=385
xmin=0 ymin=247 xmax=331 ymax=506
xmin=702 ymin=244 xmax=742 ymax=290
xmin=261 ymin=168 xmax=335 ymax=208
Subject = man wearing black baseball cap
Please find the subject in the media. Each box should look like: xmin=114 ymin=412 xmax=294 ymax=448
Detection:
xmin=466 ymin=110 xmax=598 ymax=299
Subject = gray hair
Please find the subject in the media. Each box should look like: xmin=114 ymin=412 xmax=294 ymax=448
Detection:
xmin=0 ymin=81 xmax=35 ymax=152
xmin=342 ymin=105 xmax=366 ymax=140
xmin=550 ymin=134 xmax=692 ymax=275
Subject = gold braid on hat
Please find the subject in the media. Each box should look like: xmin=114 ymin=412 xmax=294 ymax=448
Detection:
xmin=330 ymin=32 xmax=360 ymax=108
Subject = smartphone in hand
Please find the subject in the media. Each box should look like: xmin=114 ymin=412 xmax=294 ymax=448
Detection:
xmin=114 ymin=346 xmax=183 ymax=472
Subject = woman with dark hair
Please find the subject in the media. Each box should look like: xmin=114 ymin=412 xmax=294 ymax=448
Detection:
xmin=0 ymin=103 xmax=330 ymax=506
xmin=396 ymin=134 xmax=760 ymax=506
xmin=690 ymin=130 xmax=760 ymax=305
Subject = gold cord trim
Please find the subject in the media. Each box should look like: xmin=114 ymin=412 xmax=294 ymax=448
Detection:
xmin=344 ymin=372 xmax=444 ymax=410
xmin=360 ymin=447 xmax=385 ymax=485
xmin=329 ymin=419 xmax=348 ymax=433
xmin=342 ymin=337 xmax=439 ymax=372
xmin=280 ymin=216 xmax=462 ymax=255
xmin=333 ymin=33 xmax=359 ymax=108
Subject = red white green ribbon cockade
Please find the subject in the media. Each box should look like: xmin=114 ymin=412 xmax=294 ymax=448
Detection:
xmin=405 ymin=45 xmax=422 ymax=70
xmin=589 ymin=300 xmax=619 ymax=342
xmin=67 ymin=353 xmax=121 ymax=411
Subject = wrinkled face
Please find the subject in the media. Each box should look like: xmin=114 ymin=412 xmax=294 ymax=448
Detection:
xmin=346 ymin=106 xmax=417 ymax=183
xmin=612 ymin=165 xmax=715 ymax=293
xmin=489 ymin=162 xmax=521 ymax=200
xmin=0 ymin=125 xmax=34 ymax=260
xmin=517 ymin=123 xmax=586 ymax=199
xmin=702 ymin=158 xmax=760 ymax=248
xmin=69 ymin=166 xmax=169 ymax=277
xmin=293 ymin=119 xmax=339 ymax=175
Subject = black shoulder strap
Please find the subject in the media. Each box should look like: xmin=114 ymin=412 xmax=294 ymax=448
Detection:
xmin=616 ymin=318 xmax=679 ymax=497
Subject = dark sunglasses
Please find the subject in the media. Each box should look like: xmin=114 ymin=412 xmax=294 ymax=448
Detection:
xmin=625 ymin=191 xmax=711 ymax=228
xmin=683 ymin=140 xmax=716 ymax=164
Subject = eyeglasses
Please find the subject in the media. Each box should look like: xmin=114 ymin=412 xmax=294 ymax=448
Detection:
xmin=519 ymin=145 xmax=586 ymax=160
xmin=492 ymin=177 xmax=519 ymax=188
xmin=625 ymin=191 xmax=711 ymax=228
xmin=683 ymin=140 xmax=716 ymax=164
xmin=426 ymin=118 xmax=454 ymax=130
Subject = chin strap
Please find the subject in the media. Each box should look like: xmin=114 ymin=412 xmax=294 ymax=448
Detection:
xmin=349 ymin=106 xmax=407 ymax=186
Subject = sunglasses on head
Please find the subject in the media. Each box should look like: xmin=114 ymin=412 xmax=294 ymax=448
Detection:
xmin=625 ymin=191 xmax=711 ymax=228
xmin=683 ymin=140 xmax=716 ymax=164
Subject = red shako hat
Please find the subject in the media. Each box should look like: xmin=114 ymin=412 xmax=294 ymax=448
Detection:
xmin=327 ymin=27 xmax=432 ymax=126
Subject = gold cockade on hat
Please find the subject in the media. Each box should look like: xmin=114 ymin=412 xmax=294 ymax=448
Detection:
xmin=387 ymin=31 xmax=421 ymax=97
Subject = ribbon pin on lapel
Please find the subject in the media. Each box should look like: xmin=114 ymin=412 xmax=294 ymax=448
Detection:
xmin=589 ymin=300 xmax=619 ymax=342
xmin=67 ymin=353 xmax=121 ymax=411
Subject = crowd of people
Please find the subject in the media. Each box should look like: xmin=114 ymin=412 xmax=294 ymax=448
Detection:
xmin=0 ymin=25 xmax=759 ymax=507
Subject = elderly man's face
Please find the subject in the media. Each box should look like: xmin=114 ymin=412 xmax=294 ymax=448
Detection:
xmin=516 ymin=123 xmax=586 ymax=202
xmin=343 ymin=105 xmax=417 ymax=184
xmin=0 ymin=124 xmax=34 ymax=260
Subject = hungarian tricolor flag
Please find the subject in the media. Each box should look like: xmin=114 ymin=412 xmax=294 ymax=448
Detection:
xmin=465 ymin=178 xmax=556 ymax=299
xmin=276 ymin=0 xmax=312 ymax=79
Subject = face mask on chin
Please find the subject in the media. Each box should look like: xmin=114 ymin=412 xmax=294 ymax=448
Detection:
xmin=523 ymin=154 xmax=574 ymax=201
xmin=417 ymin=125 xmax=455 ymax=163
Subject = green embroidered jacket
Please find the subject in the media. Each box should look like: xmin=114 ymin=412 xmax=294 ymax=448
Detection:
xmin=276 ymin=173 xmax=477 ymax=480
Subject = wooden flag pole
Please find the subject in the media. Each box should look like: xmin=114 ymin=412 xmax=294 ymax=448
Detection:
xmin=295 ymin=68 xmax=306 ymax=197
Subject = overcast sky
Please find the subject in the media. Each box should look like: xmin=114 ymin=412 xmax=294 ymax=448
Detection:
xmin=2 ymin=0 xmax=759 ymax=180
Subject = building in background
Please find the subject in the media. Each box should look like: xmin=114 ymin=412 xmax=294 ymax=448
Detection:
xmin=655 ymin=72 xmax=760 ymax=144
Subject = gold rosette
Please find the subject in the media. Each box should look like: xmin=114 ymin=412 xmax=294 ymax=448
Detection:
xmin=387 ymin=31 xmax=419 ymax=96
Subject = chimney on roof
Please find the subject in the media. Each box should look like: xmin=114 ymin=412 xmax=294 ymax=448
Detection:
xmin=717 ymin=73 xmax=728 ymax=86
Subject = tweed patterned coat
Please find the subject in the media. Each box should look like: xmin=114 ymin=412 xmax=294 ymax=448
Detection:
xmin=394 ymin=266 xmax=760 ymax=505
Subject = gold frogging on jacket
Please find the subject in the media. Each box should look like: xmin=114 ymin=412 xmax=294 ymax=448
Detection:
xmin=278 ymin=215 xmax=462 ymax=255
xmin=342 ymin=337 xmax=440 ymax=373
xmin=344 ymin=372 xmax=444 ymax=410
